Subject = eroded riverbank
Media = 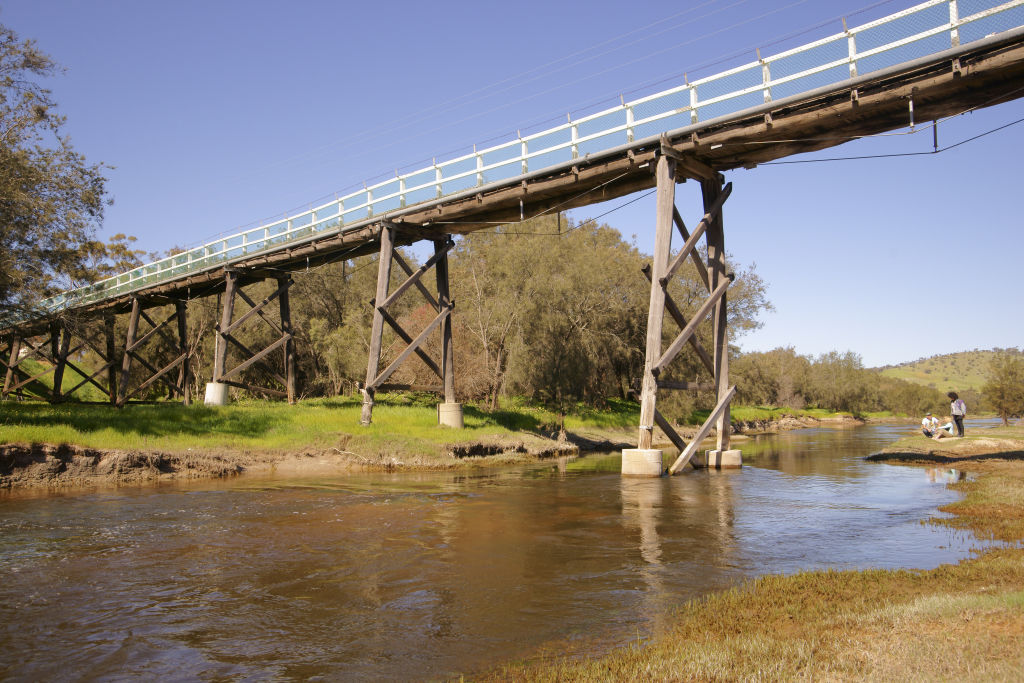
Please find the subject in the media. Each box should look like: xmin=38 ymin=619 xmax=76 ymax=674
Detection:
xmin=0 ymin=399 xmax=869 ymax=490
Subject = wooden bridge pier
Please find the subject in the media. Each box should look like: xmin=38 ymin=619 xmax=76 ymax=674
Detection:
xmin=1 ymin=315 xmax=122 ymax=404
xmin=116 ymin=296 xmax=191 ymax=407
xmin=624 ymin=145 xmax=739 ymax=477
xmin=1 ymin=325 xmax=68 ymax=402
xmin=206 ymin=270 xmax=297 ymax=404
xmin=360 ymin=223 xmax=459 ymax=426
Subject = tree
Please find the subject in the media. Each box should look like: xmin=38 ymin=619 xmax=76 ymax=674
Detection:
xmin=0 ymin=23 xmax=108 ymax=315
xmin=983 ymin=352 xmax=1024 ymax=425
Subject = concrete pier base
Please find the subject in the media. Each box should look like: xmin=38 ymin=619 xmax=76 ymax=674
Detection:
xmin=621 ymin=448 xmax=665 ymax=477
xmin=204 ymin=382 xmax=229 ymax=406
xmin=694 ymin=449 xmax=742 ymax=469
xmin=437 ymin=402 xmax=464 ymax=428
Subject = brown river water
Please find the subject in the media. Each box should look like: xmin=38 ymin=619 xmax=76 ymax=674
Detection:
xmin=0 ymin=422 xmax=995 ymax=680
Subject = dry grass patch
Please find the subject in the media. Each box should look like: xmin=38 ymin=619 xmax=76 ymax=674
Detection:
xmin=484 ymin=552 xmax=1024 ymax=682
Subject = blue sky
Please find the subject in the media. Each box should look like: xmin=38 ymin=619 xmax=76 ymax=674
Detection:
xmin=3 ymin=0 xmax=1021 ymax=367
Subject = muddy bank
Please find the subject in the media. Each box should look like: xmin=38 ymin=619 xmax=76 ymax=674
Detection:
xmin=0 ymin=413 xmax=865 ymax=491
xmin=731 ymin=413 xmax=865 ymax=434
xmin=0 ymin=436 xmax=579 ymax=491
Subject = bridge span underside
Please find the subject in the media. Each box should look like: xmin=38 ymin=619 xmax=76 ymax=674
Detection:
xmin=4 ymin=28 xmax=1024 ymax=448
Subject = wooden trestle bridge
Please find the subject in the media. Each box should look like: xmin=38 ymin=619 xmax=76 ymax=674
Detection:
xmin=3 ymin=1 xmax=1024 ymax=473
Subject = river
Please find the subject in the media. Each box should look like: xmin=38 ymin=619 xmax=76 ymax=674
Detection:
xmin=0 ymin=421 xmax=993 ymax=680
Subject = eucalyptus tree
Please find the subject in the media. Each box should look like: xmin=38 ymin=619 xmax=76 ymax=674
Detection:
xmin=0 ymin=23 xmax=109 ymax=315
xmin=983 ymin=351 xmax=1024 ymax=425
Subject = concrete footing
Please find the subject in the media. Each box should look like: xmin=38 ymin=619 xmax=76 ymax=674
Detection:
xmin=437 ymin=402 xmax=464 ymax=428
xmin=621 ymin=448 xmax=665 ymax=477
xmin=695 ymin=449 xmax=742 ymax=469
xmin=204 ymin=382 xmax=229 ymax=406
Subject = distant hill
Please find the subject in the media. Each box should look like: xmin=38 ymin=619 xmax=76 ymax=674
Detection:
xmin=876 ymin=348 xmax=1022 ymax=393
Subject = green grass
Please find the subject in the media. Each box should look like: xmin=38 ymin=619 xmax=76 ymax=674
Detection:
xmin=5 ymin=357 xmax=109 ymax=402
xmin=878 ymin=349 xmax=1010 ymax=392
xmin=0 ymin=394 xmax=642 ymax=458
xmin=2 ymin=394 xmax=871 ymax=457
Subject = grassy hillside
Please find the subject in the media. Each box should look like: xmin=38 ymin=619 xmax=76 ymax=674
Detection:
xmin=877 ymin=348 xmax=1021 ymax=393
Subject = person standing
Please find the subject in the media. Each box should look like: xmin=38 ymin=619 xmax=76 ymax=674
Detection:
xmin=948 ymin=391 xmax=967 ymax=437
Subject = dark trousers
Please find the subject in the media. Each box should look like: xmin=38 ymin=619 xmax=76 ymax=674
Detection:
xmin=953 ymin=415 xmax=964 ymax=437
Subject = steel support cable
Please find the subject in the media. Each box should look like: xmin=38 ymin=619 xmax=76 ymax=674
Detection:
xmin=761 ymin=114 xmax=1024 ymax=165
xmin=718 ymin=82 xmax=1024 ymax=151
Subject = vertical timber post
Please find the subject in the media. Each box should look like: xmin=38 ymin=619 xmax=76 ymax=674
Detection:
xmin=278 ymin=275 xmax=297 ymax=404
xmin=117 ymin=297 xmax=142 ymax=407
xmin=175 ymin=301 xmax=191 ymax=406
xmin=434 ymin=237 xmax=462 ymax=428
xmin=3 ymin=334 xmax=21 ymax=398
xmin=361 ymin=223 xmax=395 ymax=425
xmin=205 ymin=271 xmax=236 ymax=405
xmin=104 ymin=314 xmax=117 ymax=404
xmin=51 ymin=322 xmax=72 ymax=403
xmin=702 ymin=176 xmax=740 ymax=467
xmin=623 ymin=154 xmax=676 ymax=476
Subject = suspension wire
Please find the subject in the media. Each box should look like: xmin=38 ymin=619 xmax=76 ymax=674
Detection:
xmin=761 ymin=114 xmax=1024 ymax=166
xmin=724 ymin=82 xmax=1024 ymax=152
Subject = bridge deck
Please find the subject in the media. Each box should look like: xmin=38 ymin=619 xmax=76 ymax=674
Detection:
xmin=9 ymin=1 xmax=1024 ymax=334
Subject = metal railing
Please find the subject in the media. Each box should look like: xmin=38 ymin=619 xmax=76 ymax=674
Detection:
xmin=30 ymin=0 xmax=1024 ymax=319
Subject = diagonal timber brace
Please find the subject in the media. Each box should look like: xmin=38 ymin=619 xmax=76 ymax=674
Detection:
xmin=1 ymin=325 xmax=74 ymax=402
xmin=117 ymin=297 xmax=191 ymax=406
xmin=212 ymin=272 xmax=296 ymax=403
xmin=629 ymin=152 xmax=738 ymax=474
xmin=361 ymin=225 xmax=456 ymax=425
